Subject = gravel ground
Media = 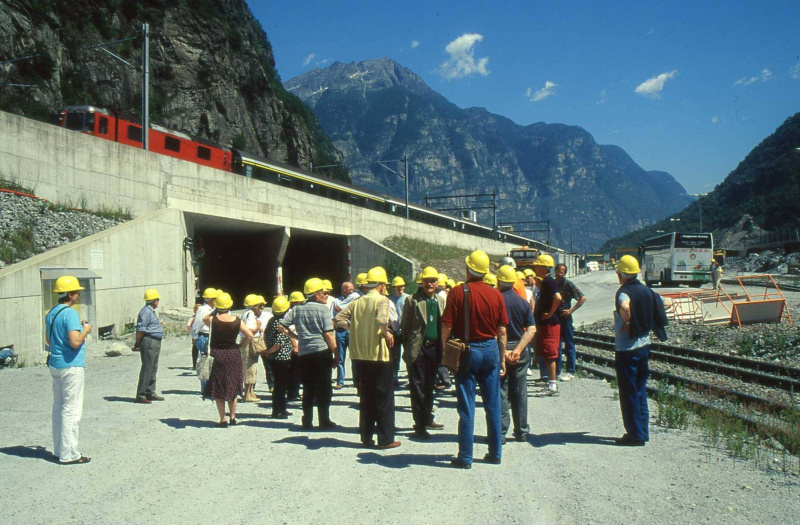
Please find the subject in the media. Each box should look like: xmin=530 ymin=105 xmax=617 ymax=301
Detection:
xmin=2 ymin=335 xmax=799 ymax=524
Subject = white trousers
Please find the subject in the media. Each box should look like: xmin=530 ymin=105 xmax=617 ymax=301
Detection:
xmin=50 ymin=366 xmax=85 ymax=462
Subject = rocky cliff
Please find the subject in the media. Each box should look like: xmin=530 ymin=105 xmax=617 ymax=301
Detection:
xmin=0 ymin=0 xmax=348 ymax=182
xmin=286 ymin=59 xmax=694 ymax=249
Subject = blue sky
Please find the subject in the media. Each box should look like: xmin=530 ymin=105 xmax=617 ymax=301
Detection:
xmin=252 ymin=1 xmax=800 ymax=194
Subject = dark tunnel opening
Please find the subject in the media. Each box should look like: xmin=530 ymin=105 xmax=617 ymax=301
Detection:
xmin=281 ymin=232 xmax=348 ymax=298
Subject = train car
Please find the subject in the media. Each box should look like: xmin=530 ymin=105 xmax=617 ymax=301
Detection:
xmin=59 ymin=106 xmax=232 ymax=172
xmin=59 ymin=106 xmax=540 ymax=247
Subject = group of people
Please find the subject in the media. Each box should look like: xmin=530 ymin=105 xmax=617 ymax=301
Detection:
xmin=45 ymin=249 xmax=668 ymax=467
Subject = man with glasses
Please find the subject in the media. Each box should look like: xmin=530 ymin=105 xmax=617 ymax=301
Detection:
xmin=401 ymin=267 xmax=446 ymax=439
xmin=333 ymin=281 xmax=360 ymax=389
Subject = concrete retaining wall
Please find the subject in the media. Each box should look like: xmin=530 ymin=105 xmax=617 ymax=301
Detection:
xmin=0 ymin=209 xmax=188 ymax=364
xmin=1 ymin=111 xmax=520 ymax=253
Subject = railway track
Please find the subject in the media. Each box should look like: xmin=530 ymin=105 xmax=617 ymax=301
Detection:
xmin=573 ymin=330 xmax=800 ymax=450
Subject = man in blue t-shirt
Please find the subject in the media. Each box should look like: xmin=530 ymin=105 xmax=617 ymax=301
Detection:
xmin=45 ymin=275 xmax=93 ymax=465
xmin=496 ymin=266 xmax=536 ymax=442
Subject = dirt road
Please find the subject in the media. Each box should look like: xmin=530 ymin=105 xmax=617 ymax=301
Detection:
xmin=2 ymin=332 xmax=799 ymax=524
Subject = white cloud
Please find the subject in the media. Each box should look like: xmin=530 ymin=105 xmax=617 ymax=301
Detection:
xmin=635 ymin=70 xmax=678 ymax=99
xmin=597 ymin=89 xmax=607 ymax=104
xmin=790 ymin=62 xmax=800 ymax=80
xmin=411 ymin=40 xmax=420 ymax=49
xmin=734 ymin=68 xmax=773 ymax=86
xmin=526 ymin=81 xmax=558 ymax=102
xmin=712 ymin=116 xmax=718 ymax=123
xmin=437 ymin=33 xmax=490 ymax=80
xmin=303 ymin=53 xmax=316 ymax=66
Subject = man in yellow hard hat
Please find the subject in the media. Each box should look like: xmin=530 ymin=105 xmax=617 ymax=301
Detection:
xmin=389 ymin=276 xmax=409 ymax=386
xmin=190 ymin=287 xmax=218 ymax=372
xmin=46 ymin=275 xmax=92 ymax=464
xmin=554 ymin=263 xmax=587 ymax=382
xmin=336 ymin=266 xmax=400 ymax=449
xmin=133 ymin=289 xmax=165 ymax=404
xmin=612 ymin=255 xmax=670 ymax=446
xmin=441 ymin=250 xmax=509 ymax=468
xmin=532 ymin=254 xmax=562 ymax=396
xmin=333 ymin=281 xmax=360 ymax=389
xmin=279 ymin=278 xmax=339 ymax=430
xmin=400 ymin=266 xmax=446 ymax=438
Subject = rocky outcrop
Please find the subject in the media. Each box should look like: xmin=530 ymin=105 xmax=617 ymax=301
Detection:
xmin=0 ymin=0 xmax=346 ymax=181
xmin=286 ymin=59 xmax=694 ymax=249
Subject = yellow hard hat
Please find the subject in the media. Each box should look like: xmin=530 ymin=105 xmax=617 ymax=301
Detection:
xmin=523 ymin=269 xmax=535 ymax=277
xmin=616 ymin=255 xmax=641 ymax=274
xmin=215 ymin=292 xmax=233 ymax=310
xmin=415 ymin=273 xmax=422 ymax=284
xmin=202 ymin=287 xmax=218 ymax=300
xmin=256 ymin=295 xmax=266 ymax=305
xmin=497 ymin=265 xmax=518 ymax=284
xmin=516 ymin=271 xmax=525 ymax=281
xmin=356 ymin=273 xmax=368 ymax=286
xmin=53 ymin=275 xmax=84 ymax=294
xmin=437 ymin=274 xmax=447 ymax=287
xmin=532 ymin=254 xmax=555 ymax=268
xmin=216 ymin=289 xmax=224 ymax=297
xmin=304 ymin=277 xmax=324 ymax=296
xmin=483 ymin=273 xmax=497 ymax=287
xmin=143 ymin=288 xmax=161 ymax=302
xmin=272 ymin=295 xmax=290 ymax=315
xmin=243 ymin=294 xmax=260 ymax=308
xmin=321 ymin=279 xmax=333 ymax=292
xmin=420 ymin=267 xmax=439 ymax=280
xmin=289 ymin=291 xmax=305 ymax=303
xmin=366 ymin=266 xmax=388 ymax=284
xmin=465 ymin=250 xmax=490 ymax=274
xmin=392 ymin=276 xmax=406 ymax=287
xmin=446 ymin=278 xmax=456 ymax=289
xmin=456 ymin=281 xmax=464 ymax=286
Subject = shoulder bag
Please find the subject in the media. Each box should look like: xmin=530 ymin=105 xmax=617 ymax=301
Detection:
xmin=442 ymin=283 xmax=471 ymax=371
xmin=195 ymin=316 xmax=214 ymax=382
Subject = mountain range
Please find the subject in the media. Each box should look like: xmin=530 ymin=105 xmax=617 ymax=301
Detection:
xmin=286 ymin=59 xmax=694 ymax=249
xmin=601 ymin=112 xmax=800 ymax=251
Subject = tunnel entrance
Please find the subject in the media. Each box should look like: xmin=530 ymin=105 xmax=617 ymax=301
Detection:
xmin=187 ymin=214 xmax=285 ymax=307
xmin=281 ymin=231 xmax=348 ymax=297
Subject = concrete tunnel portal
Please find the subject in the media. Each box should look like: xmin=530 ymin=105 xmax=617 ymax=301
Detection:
xmin=186 ymin=213 xmax=348 ymax=306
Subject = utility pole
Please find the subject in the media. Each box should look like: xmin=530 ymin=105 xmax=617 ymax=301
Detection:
xmin=403 ymin=153 xmax=409 ymax=219
xmin=141 ymin=23 xmax=150 ymax=151
xmin=492 ymin=189 xmax=497 ymax=231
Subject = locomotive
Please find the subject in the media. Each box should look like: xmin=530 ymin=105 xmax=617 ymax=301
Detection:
xmin=58 ymin=106 xmax=534 ymax=245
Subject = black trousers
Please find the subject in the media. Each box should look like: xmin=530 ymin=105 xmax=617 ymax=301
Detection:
xmin=408 ymin=344 xmax=437 ymax=429
xmin=390 ymin=333 xmax=402 ymax=381
xmin=260 ymin=354 xmax=276 ymax=390
xmin=355 ymin=360 xmax=396 ymax=446
xmin=269 ymin=359 xmax=291 ymax=416
xmin=288 ymin=353 xmax=302 ymax=399
xmin=299 ymin=350 xmax=334 ymax=426
xmin=191 ymin=341 xmax=199 ymax=369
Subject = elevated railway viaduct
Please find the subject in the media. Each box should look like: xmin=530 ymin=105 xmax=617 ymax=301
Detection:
xmin=0 ymin=111 xmax=543 ymax=363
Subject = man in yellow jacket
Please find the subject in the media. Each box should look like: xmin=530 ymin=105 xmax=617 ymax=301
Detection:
xmin=335 ymin=266 xmax=400 ymax=450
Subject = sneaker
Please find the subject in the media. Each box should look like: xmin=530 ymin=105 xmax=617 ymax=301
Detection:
xmin=560 ymin=373 xmax=574 ymax=382
xmin=526 ymin=369 xmax=533 ymax=376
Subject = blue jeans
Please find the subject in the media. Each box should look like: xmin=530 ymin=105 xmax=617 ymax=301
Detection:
xmin=558 ymin=318 xmax=576 ymax=375
xmin=614 ymin=346 xmax=650 ymax=442
xmin=335 ymin=329 xmax=349 ymax=386
xmin=455 ymin=339 xmax=502 ymax=464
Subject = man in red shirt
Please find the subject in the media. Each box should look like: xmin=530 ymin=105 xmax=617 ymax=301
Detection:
xmin=441 ymin=249 xmax=508 ymax=469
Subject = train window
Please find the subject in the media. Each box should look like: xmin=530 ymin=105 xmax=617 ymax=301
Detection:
xmin=65 ymin=112 xmax=85 ymax=131
xmin=127 ymin=125 xmax=143 ymax=143
xmin=197 ymin=146 xmax=211 ymax=160
xmin=244 ymin=164 xmax=252 ymax=178
xmin=99 ymin=116 xmax=108 ymax=135
xmin=164 ymin=136 xmax=181 ymax=152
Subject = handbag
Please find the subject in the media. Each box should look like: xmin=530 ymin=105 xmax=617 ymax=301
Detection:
xmin=195 ymin=316 xmax=214 ymax=381
xmin=249 ymin=335 xmax=267 ymax=356
xmin=442 ymin=284 xmax=471 ymax=371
